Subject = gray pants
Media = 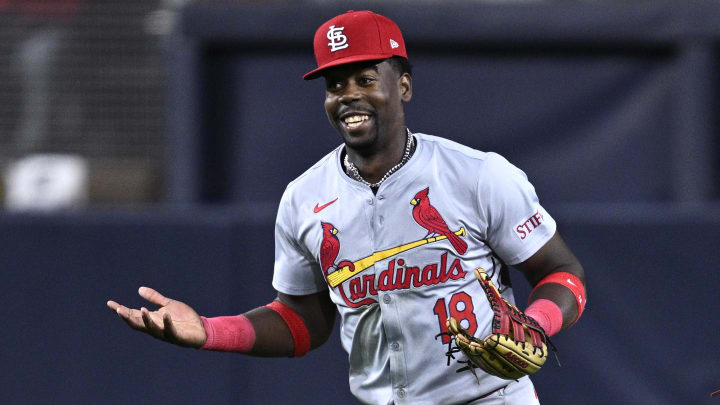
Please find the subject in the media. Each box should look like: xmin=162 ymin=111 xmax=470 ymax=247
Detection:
xmin=466 ymin=378 xmax=540 ymax=405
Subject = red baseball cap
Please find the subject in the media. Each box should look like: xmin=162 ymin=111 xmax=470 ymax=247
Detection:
xmin=303 ymin=10 xmax=408 ymax=80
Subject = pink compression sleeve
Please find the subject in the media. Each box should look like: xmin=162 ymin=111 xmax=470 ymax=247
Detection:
xmin=525 ymin=299 xmax=563 ymax=337
xmin=200 ymin=315 xmax=256 ymax=353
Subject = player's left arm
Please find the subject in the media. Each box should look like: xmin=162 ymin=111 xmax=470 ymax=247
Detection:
xmin=515 ymin=231 xmax=586 ymax=331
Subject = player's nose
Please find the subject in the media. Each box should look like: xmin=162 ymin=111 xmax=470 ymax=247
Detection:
xmin=338 ymin=82 xmax=362 ymax=104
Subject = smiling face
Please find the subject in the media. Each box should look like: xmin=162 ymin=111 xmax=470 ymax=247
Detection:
xmin=323 ymin=59 xmax=412 ymax=154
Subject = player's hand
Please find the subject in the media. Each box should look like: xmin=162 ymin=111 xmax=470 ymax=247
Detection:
xmin=107 ymin=287 xmax=206 ymax=348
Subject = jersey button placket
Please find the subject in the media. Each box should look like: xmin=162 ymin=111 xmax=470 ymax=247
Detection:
xmin=362 ymin=193 xmax=377 ymax=245
xmin=372 ymin=194 xmax=407 ymax=401
xmin=378 ymin=291 xmax=408 ymax=403
xmin=375 ymin=195 xmax=385 ymax=228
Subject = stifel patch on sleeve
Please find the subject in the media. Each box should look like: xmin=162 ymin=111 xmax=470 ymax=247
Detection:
xmin=514 ymin=209 xmax=545 ymax=240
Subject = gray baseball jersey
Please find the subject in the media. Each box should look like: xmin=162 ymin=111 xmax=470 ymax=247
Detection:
xmin=272 ymin=133 xmax=555 ymax=405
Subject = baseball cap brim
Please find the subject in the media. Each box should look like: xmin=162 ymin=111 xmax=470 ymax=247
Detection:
xmin=303 ymin=54 xmax=392 ymax=80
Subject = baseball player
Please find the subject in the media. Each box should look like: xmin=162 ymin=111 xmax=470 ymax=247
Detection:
xmin=107 ymin=10 xmax=586 ymax=404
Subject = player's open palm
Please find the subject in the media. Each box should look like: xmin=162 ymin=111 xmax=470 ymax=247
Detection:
xmin=107 ymin=287 xmax=206 ymax=348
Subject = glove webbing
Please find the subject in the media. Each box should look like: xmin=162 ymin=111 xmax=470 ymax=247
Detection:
xmin=479 ymin=271 xmax=546 ymax=350
xmin=478 ymin=269 xmax=559 ymax=363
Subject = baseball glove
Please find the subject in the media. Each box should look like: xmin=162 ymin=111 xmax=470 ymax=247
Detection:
xmin=444 ymin=267 xmax=555 ymax=381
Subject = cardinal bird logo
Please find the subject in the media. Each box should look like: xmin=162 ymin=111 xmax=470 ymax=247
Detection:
xmin=410 ymin=187 xmax=468 ymax=255
xmin=320 ymin=222 xmax=340 ymax=276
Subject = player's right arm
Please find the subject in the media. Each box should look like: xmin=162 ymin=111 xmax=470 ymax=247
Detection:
xmin=107 ymin=288 xmax=336 ymax=357
xmin=244 ymin=291 xmax=336 ymax=356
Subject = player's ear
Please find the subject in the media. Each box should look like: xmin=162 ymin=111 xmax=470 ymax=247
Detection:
xmin=399 ymin=73 xmax=412 ymax=103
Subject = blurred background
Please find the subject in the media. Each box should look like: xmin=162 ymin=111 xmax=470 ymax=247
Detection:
xmin=1 ymin=1 xmax=718 ymax=404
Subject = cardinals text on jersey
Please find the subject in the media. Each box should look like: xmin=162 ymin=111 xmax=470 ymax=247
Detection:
xmin=320 ymin=187 xmax=469 ymax=308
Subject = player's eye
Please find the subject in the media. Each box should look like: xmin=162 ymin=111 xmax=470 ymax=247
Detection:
xmin=358 ymin=76 xmax=376 ymax=86
xmin=326 ymin=79 xmax=344 ymax=91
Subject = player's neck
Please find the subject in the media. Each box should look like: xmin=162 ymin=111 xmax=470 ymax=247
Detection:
xmin=347 ymin=150 xmax=401 ymax=183
xmin=344 ymin=127 xmax=415 ymax=187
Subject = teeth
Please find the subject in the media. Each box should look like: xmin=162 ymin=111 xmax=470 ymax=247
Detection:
xmin=343 ymin=115 xmax=369 ymax=125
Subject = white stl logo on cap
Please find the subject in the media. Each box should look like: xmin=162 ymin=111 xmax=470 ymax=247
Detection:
xmin=327 ymin=25 xmax=349 ymax=52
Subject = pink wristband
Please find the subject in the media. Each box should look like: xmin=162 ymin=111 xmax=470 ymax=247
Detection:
xmin=529 ymin=272 xmax=586 ymax=324
xmin=525 ymin=299 xmax=563 ymax=337
xmin=200 ymin=315 xmax=256 ymax=353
